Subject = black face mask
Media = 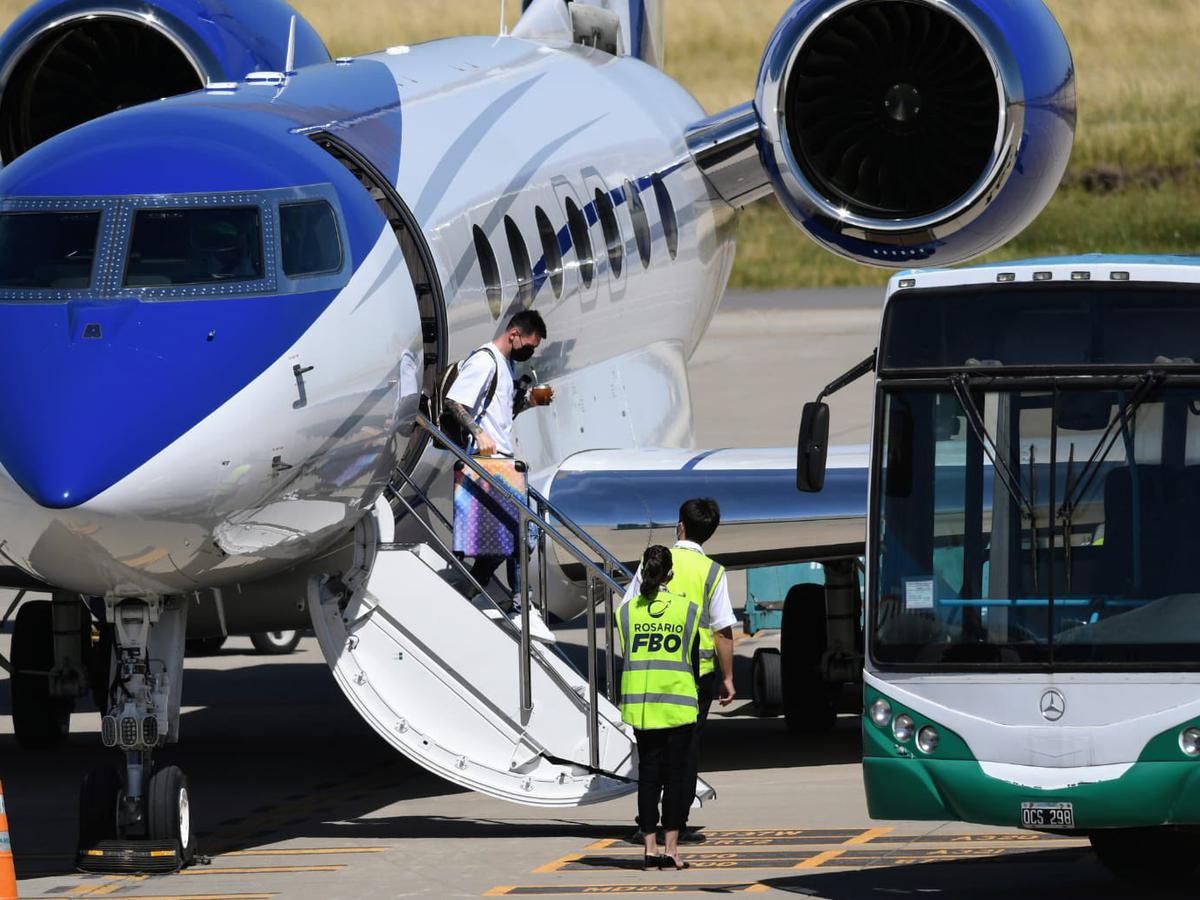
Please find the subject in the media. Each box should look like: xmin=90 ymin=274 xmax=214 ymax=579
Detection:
xmin=512 ymin=344 xmax=536 ymax=363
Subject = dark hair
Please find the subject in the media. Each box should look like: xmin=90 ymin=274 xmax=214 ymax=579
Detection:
xmin=679 ymin=497 xmax=720 ymax=545
xmin=506 ymin=309 xmax=547 ymax=339
xmin=639 ymin=545 xmax=674 ymax=601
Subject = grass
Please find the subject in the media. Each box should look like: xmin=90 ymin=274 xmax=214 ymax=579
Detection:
xmin=0 ymin=0 xmax=1194 ymax=288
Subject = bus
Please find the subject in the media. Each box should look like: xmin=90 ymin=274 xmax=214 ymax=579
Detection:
xmin=800 ymin=256 xmax=1200 ymax=882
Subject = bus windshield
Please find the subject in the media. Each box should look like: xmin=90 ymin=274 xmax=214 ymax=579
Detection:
xmin=872 ymin=380 xmax=1200 ymax=668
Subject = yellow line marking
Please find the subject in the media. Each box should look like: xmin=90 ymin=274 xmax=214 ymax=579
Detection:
xmin=177 ymin=864 xmax=344 ymax=875
xmin=74 ymin=895 xmax=275 ymax=900
xmin=67 ymin=878 xmax=129 ymax=895
xmin=744 ymin=886 xmax=772 ymax=894
xmin=794 ymin=849 xmax=846 ymax=869
xmin=843 ymin=827 xmax=893 ymax=845
xmin=583 ymin=838 xmax=619 ymax=851
xmin=223 ymin=847 xmax=388 ymax=857
xmin=483 ymin=888 xmax=515 ymax=897
xmin=532 ymin=852 xmax=581 ymax=874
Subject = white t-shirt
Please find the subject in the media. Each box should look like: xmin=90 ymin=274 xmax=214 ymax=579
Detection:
xmin=620 ymin=540 xmax=737 ymax=632
xmin=446 ymin=343 xmax=515 ymax=456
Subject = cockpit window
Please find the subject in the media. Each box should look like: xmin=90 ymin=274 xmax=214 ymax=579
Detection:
xmin=124 ymin=206 xmax=264 ymax=287
xmin=280 ymin=201 xmax=342 ymax=277
xmin=0 ymin=211 xmax=100 ymax=289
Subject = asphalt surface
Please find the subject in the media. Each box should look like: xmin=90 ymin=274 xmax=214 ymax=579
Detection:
xmin=3 ymin=288 xmax=1189 ymax=898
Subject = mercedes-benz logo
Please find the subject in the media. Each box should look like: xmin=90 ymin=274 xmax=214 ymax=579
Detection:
xmin=1040 ymin=689 xmax=1065 ymax=721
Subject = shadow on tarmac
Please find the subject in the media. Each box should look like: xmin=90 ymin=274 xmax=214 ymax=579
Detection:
xmin=762 ymin=848 xmax=1195 ymax=899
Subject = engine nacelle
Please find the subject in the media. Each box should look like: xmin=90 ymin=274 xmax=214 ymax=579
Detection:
xmin=737 ymin=0 xmax=1075 ymax=268
xmin=0 ymin=0 xmax=330 ymax=164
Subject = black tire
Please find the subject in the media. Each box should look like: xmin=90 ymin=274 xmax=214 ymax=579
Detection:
xmin=148 ymin=765 xmax=195 ymax=865
xmin=184 ymin=635 xmax=226 ymax=656
xmin=77 ymin=767 xmax=121 ymax=849
xmin=1089 ymin=828 xmax=1200 ymax=884
xmin=781 ymin=583 xmax=837 ymax=733
xmin=751 ymin=647 xmax=784 ymax=716
xmin=250 ymin=630 xmax=302 ymax=655
xmin=11 ymin=600 xmax=72 ymax=749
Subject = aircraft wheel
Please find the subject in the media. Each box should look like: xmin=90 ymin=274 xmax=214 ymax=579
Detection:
xmin=11 ymin=600 xmax=72 ymax=748
xmin=1089 ymin=828 xmax=1200 ymax=884
xmin=751 ymin=647 xmax=783 ymax=716
xmin=250 ymin=630 xmax=302 ymax=654
xmin=77 ymin=767 xmax=121 ymax=848
xmin=781 ymin=584 xmax=837 ymax=733
xmin=184 ymin=635 xmax=226 ymax=656
xmin=148 ymin=765 xmax=195 ymax=864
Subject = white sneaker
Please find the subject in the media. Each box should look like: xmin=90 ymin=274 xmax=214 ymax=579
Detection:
xmin=509 ymin=605 xmax=556 ymax=643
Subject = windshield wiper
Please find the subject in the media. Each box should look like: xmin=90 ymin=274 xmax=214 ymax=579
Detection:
xmin=1056 ymin=371 xmax=1162 ymax=592
xmin=950 ymin=375 xmax=1040 ymax=590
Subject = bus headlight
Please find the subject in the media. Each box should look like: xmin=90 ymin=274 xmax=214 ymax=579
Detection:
xmin=917 ymin=725 xmax=940 ymax=754
xmin=892 ymin=714 xmax=914 ymax=742
xmin=870 ymin=699 xmax=893 ymax=728
xmin=1180 ymin=728 xmax=1200 ymax=757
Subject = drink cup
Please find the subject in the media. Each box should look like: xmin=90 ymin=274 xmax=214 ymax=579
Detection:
xmin=531 ymin=385 xmax=553 ymax=405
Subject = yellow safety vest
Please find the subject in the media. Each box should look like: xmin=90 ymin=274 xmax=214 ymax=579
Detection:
xmin=667 ymin=547 xmax=725 ymax=677
xmin=617 ymin=589 xmax=701 ymax=730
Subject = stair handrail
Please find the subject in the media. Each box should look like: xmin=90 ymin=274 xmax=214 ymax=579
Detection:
xmin=413 ymin=413 xmax=626 ymax=756
xmin=414 ymin=413 xmax=624 ymax=595
xmin=528 ymin=484 xmax=634 ymax=583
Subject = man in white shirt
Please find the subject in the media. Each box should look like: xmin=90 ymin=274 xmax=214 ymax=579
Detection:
xmin=445 ymin=310 xmax=554 ymax=640
xmin=621 ymin=498 xmax=736 ymax=844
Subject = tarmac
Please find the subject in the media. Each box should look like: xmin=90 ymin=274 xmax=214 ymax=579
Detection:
xmin=2 ymin=288 xmax=1187 ymax=898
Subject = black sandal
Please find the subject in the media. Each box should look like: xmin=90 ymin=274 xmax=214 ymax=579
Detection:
xmin=643 ymin=852 xmax=662 ymax=871
xmin=660 ymin=854 xmax=689 ymax=870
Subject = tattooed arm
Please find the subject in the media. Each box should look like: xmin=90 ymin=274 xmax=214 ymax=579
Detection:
xmin=446 ymin=399 xmax=496 ymax=455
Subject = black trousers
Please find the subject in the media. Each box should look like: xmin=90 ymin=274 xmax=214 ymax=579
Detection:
xmin=682 ymin=672 xmax=715 ymax=827
xmin=634 ymin=724 xmax=694 ymax=833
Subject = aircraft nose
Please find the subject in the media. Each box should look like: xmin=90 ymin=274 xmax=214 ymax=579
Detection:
xmin=0 ymin=295 xmax=332 ymax=510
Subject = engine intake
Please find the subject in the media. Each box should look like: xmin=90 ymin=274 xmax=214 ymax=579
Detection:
xmin=784 ymin=0 xmax=1000 ymax=219
xmin=0 ymin=0 xmax=330 ymax=164
xmin=685 ymin=0 xmax=1075 ymax=268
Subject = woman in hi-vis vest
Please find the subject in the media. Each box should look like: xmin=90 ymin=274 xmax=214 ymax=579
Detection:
xmin=617 ymin=545 xmax=702 ymax=871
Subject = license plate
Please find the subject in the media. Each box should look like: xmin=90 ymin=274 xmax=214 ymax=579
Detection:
xmin=1020 ymin=802 xmax=1074 ymax=830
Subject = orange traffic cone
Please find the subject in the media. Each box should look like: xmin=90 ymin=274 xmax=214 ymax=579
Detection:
xmin=0 ymin=780 xmax=16 ymax=900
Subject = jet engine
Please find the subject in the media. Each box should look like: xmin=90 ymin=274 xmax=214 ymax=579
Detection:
xmin=0 ymin=0 xmax=329 ymax=164
xmin=689 ymin=0 xmax=1076 ymax=268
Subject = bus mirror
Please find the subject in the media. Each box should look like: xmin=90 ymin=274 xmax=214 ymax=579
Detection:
xmin=797 ymin=402 xmax=830 ymax=492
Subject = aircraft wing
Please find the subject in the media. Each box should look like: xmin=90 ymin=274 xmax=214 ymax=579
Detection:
xmin=546 ymin=445 xmax=868 ymax=571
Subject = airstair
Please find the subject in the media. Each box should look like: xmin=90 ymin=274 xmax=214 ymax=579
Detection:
xmin=308 ymin=415 xmax=712 ymax=807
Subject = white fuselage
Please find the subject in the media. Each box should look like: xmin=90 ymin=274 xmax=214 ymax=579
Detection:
xmin=0 ymin=36 xmax=735 ymax=600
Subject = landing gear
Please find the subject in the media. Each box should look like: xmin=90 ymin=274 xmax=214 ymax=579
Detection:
xmin=77 ymin=767 xmax=120 ymax=847
xmin=250 ymin=629 xmax=301 ymax=654
xmin=148 ymin=765 xmax=195 ymax=864
xmin=1089 ymin=827 xmax=1200 ymax=884
xmin=76 ymin=596 xmax=194 ymax=873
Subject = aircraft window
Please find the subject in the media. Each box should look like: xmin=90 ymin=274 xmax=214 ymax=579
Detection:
xmin=651 ymin=173 xmax=678 ymax=260
xmin=0 ymin=211 xmax=100 ymax=289
xmin=125 ymin=206 xmax=263 ymax=287
xmin=280 ymin=201 xmax=342 ymax=277
xmin=564 ymin=197 xmax=594 ymax=288
xmin=624 ymin=180 xmax=652 ymax=268
xmin=594 ymin=188 xmax=623 ymax=278
xmin=505 ymin=216 xmax=534 ymax=309
xmin=535 ymin=206 xmax=564 ymax=299
xmin=473 ymin=225 xmax=502 ymax=318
